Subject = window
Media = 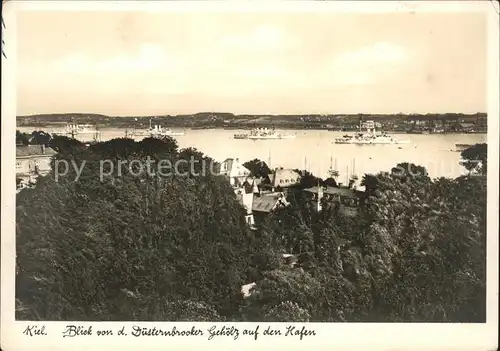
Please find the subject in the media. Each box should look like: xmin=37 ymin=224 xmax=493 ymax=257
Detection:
xmin=280 ymin=179 xmax=284 ymax=183
xmin=285 ymin=179 xmax=289 ymax=183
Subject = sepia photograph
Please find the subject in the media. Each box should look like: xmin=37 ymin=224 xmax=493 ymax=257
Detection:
xmin=1 ymin=1 xmax=499 ymax=350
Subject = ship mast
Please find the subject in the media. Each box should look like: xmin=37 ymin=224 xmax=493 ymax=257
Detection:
xmin=94 ymin=123 xmax=101 ymax=142
xmin=69 ymin=117 xmax=76 ymax=139
xmin=327 ymin=155 xmax=339 ymax=181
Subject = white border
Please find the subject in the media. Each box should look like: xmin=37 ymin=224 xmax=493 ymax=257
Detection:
xmin=1 ymin=1 xmax=499 ymax=351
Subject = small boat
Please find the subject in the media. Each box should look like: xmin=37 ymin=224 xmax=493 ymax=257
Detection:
xmin=233 ymin=133 xmax=249 ymax=139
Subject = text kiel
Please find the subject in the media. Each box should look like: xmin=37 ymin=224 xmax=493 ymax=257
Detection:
xmin=23 ymin=325 xmax=47 ymax=336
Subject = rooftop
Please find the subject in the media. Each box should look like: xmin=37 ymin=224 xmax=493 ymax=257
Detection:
xmin=252 ymin=193 xmax=286 ymax=213
xmin=16 ymin=145 xmax=57 ymax=157
xmin=271 ymin=169 xmax=302 ymax=188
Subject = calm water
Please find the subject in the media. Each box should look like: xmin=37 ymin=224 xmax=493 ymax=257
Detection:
xmin=19 ymin=127 xmax=487 ymax=181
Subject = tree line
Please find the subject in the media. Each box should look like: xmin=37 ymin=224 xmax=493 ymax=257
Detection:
xmin=15 ymin=132 xmax=487 ymax=322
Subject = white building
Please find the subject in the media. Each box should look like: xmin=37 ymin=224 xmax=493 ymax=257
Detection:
xmin=220 ymin=158 xmax=258 ymax=227
xmin=219 ymin=158 xmax=252 ymax=186
xmin=16 ymin=145 xmax=57 ymax=186
xmin=220 ymin=159 xmax=299 ymax=227
xmin=269 ymin=168 xmax=302 ymax=190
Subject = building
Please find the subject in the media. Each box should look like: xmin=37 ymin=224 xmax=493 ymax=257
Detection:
xmin=220 ymin=159 xmax=297 ymax=227
xmin=16 ymin=145 xmax=57 ymax=186
xmin=457 ymin=122 xmax=476 ymax=133
xmin=269 ymin=168 xmax=302 ymax=191
xmin=251 ymin=191 xmax=289 ymax=223
xmin=303 ymin=185 xmax=364 ymax=216
xmin=219 ymin=158 xmax=252 ymax=186
xmin=235 ymin=179 xmax=260 ymax=227
xmin=220 ymin=157 xmax=259 ymax=227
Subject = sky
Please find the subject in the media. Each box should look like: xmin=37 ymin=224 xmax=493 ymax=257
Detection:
xmin=16 ymin=11 xmax=487 ymax=116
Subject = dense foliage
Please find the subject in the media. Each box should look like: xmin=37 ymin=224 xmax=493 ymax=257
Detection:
xmin=461 ymin=143 xmax=487 ymax=175
xmin=16 ymin=137 xmax=487 ymax=322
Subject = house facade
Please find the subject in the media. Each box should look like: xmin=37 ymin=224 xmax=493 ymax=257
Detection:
xmin=219 ymin=158 xmax=252 ymax=186
xmin=220 ymin=158 xmax=258 ymax=227
xmin=16 ymin=145 xmax=57 ymax=186
xmin=269 ymin=168 xmax=302 ymax=191
xmin=235 ymin=179 xmax=260 ymax=227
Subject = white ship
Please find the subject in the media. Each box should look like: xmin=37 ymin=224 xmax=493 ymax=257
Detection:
xmin=149 ymin=125 xmax=184 ymax=137
xmin=147 ymin=119 xmax=185 ymax=138
xmin=243 ymin=128 xmax=296 ymax=140
xmin=334 ymin=120 xmax=410 ymax=145
xmin=64 ymin=123 xmax=100 ymax=136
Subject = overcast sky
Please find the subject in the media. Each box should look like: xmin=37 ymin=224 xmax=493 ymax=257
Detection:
xmin=17 ymin=11 xmax=486 ymax=116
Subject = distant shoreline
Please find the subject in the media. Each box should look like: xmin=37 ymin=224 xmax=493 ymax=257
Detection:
xmin=16 ymin=124 xmax=487 ymax=135
xmin=16 ymin=112 xmax=488 ymax=134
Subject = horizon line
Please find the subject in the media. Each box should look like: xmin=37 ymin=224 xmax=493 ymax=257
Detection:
xmin=17 ymin=111 xmax=488 ymax=118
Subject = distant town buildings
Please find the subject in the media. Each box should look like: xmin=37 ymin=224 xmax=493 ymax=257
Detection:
xmin=457 ymin=123 xmax=476 ymax=133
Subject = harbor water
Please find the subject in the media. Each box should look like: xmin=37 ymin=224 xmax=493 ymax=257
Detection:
xmin=18 ymin=127 xmax=487 ymax=181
